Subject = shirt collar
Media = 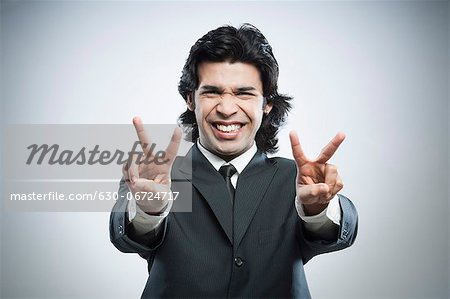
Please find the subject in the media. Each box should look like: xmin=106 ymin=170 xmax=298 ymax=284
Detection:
xmin=196 ymin=140 xmax=257 ymax=175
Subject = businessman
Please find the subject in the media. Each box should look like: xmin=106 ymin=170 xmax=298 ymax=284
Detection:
xmin=110 ymin=23 xmax=358 ymax=298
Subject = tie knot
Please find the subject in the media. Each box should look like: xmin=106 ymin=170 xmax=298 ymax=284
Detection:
xmin=219 ymin=164 xmax=237 ymax=179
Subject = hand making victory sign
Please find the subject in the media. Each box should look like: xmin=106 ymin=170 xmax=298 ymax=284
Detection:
xmin=289 ymin=131 xmax=346 ymax=216
xmin=123 ymin=116 xmax=182 ymax=214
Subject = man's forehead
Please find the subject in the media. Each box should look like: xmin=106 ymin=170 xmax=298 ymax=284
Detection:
xmin=197 ymin=61 xmax=263 ymax=91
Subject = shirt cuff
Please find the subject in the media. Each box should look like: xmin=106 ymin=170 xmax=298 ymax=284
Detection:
xmin=296 ymin=195 xmax=341 ymax=226
xmin=127 ymin=194 xmax=173 ymax=235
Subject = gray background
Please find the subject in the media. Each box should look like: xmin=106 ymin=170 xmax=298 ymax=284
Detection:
xmin=1 ymin=1 xmax=449 ymax=298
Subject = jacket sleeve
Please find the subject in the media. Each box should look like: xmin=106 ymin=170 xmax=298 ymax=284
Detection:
xmin=298 ymin=193 xmax=358 ymax=264
xmin=109 ymin=178 xmax=167 ymax=256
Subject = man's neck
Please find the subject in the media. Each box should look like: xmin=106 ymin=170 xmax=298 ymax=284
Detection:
xmin=197 ymin=141 xmax=253 ymax=162
xmin=196 ymin=140 xmax=258 ymax=174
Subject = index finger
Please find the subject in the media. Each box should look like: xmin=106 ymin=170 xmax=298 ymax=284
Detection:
xmin=289 ymin=131 xmax=309 ymax=166
xmin=315 ymin=132 xmax=346 ymax=164
xmin=133 ymin=116 xmax=152 ymax=156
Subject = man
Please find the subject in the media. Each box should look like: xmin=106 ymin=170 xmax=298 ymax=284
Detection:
xmin=110 ymin=23 xmax=358 ymax=298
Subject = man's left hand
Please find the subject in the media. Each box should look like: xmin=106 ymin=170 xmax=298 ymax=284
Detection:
xmin=289 ymin=131 xmax=346 ymax=216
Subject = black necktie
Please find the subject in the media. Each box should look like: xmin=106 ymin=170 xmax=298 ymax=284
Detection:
xmin=219 ymin=164 xmax=237 ymax=204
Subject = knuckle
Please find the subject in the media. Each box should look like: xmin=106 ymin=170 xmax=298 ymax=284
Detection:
xmin=327 ymin=164 xmax=338 ymax=173
xmin=310 ymin=188 xmax=319 ymax=197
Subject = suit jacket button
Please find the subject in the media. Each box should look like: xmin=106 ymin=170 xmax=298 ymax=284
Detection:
xmin=234 ymin=257 xmax=244 ymax=267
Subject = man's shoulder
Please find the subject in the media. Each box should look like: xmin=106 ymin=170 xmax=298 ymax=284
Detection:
xmin=264 ymin=156 xmax=297 ymax=177
xmin=267 ymin=156 xmax=296 ymax=168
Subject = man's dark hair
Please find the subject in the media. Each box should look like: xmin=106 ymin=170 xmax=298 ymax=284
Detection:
xmin=178 ymin=23 xmax=292 ymax=154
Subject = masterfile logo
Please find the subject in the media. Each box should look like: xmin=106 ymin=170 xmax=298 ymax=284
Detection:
xmin=25 ymin=141 xmax=169 ymax=166
xmin=3 ymin=124 xmax=192 ymax=212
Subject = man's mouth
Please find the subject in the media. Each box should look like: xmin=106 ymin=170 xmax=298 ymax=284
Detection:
xmin=215 ymin=123 xmax=242 ymax=133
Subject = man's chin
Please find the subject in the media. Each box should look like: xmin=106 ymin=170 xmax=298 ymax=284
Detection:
xmin=210 ymin=144 xmax=246 ymax=161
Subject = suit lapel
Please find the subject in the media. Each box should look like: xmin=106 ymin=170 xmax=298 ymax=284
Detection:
xmin=177 ymin=146 xmax=279 ymax=248
xmin=233 ymin=151 xmax=278 ymax=248
xmin=178 ymin=145 xmax=234 ymax=244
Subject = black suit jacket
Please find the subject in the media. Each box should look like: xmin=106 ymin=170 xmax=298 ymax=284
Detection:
xmin=110 ymin=145 xmax=358 ymax=298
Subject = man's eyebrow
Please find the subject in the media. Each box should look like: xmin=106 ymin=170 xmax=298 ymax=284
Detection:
xmin=199 ymin=85 xmax=258 ymax=93
xmin=235 ymin=86 xmax=257 ymax=92
xmin=199 ymin=85 xmax=222 ymax=92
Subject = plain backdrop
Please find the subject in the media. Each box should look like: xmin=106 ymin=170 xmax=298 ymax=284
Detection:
xmin=1 ymin=1 xmax=449 ymax=298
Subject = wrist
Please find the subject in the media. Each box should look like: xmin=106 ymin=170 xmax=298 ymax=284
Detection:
xmin=144 ymin=203 xmax=168 ymax=216
xmin=302 ymin=202 xmax=328 ymax=216
xmin=135 ymin=197 xmax=169 ymax=215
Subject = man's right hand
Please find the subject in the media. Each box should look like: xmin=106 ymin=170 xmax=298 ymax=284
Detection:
xmin=122 ymin=116 xmax=182 ymax=214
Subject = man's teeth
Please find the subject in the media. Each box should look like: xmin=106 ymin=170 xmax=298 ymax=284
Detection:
xmin=216 ymin=124 xmax=241 ymax=132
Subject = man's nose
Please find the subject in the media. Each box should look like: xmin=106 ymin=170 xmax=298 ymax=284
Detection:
xmin=216 ymin=93 xmax=238 ymax=116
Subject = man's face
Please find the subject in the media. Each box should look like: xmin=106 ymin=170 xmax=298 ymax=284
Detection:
xmin=188 ymin=61 xmax=272 ymax=160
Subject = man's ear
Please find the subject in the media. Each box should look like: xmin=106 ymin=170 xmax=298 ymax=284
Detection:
xmin=187 ymin=93 xmax=195 ymax=111
xmin=263 ymin=102 xmax=273 ymax=115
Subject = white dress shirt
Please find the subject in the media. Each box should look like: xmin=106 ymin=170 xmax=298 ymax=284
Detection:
xmin=128 ymin=141 xmax=341 ymax=237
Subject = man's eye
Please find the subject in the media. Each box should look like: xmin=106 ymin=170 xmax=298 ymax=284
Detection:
xmin=202 ymin=91 xmax=220 ymax=95
xmin=236 ymin=92 xmax=255 ymax=97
